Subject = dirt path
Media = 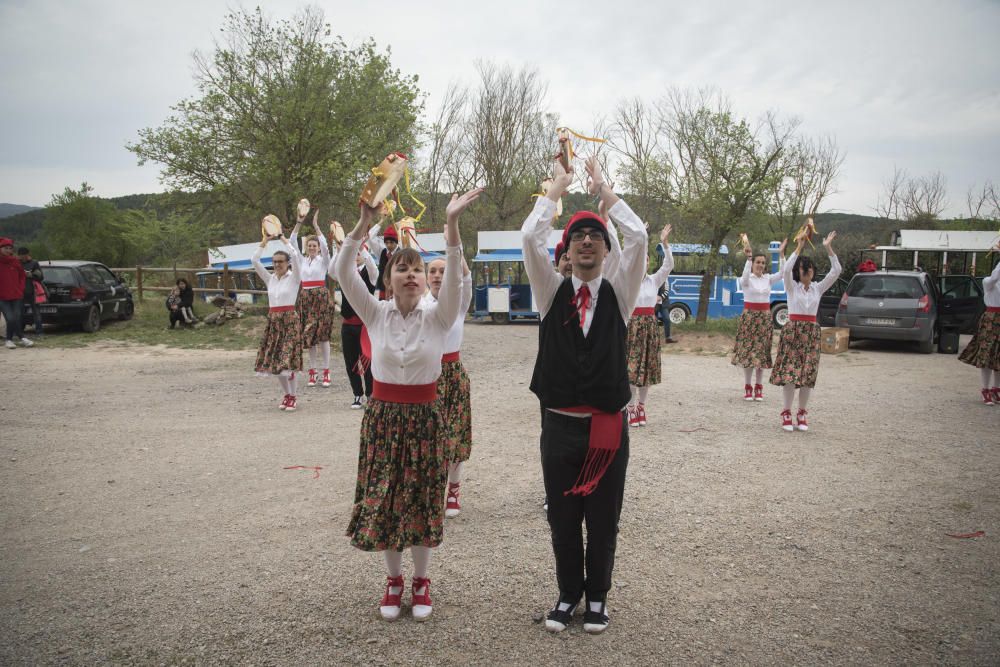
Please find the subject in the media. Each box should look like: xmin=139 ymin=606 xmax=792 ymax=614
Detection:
xmin=1 ymin=324 xmax=997 ymax=665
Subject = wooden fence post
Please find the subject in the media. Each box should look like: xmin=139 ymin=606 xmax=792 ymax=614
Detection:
xmin=136 ymin=266 xmax=143 ymax=301
xmin=222 ymin=263 xmax=230 ymax=297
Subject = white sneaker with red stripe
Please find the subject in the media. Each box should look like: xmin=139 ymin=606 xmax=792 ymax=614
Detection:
xmin=307 ymin=369 xmax=317 ymax=387
xmin=279 ymin=394 xmax=290 ymax=410
xmin=445 ymin=482 xmax=461 ymax=518
xmin=744 ymin=384 xmax=753 ymax=401
xmin=796 ymin=408 xmax=809 ymax=431
xmin=780 ymin=409 xmax=794 ymax=432
xmin=284 ymin=395 xmax=298 ymax=412
xmin=982 ymin=388 xmax=995 ymax=405
xmin=753 ymin=384 xmax=764 ymax=401
xmin=321 ymin=368 xmax=331 ymax=387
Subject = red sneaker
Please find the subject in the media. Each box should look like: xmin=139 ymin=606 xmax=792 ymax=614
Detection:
xmin=781 ymin=409 xmax=794 ymax=432
xmin=411 ymin=577 xmax=432 ymax=621
xmin=753 ymin=384 xmax=764 ymax=401
xmin=992 ymin=387 xmax=1000 ymax=404
xmin=744 ymin=384 xmax=753 ymax=401
xmin=279 ymin=394 xmax=290 ymax=410
xmin=321 ymin=368 xmax=331 ymax=388
xmin=445 ymin=482 xmax=461 ymax=518
xmin=796 ymin=408 xmax=809 ymax=431
xmin=636 ymin=403 xmax=647 ymax=426
xmin=982 ymin=388 xmax=995 ymax=405
xmin=628 ymin=405 xmax=640 ymax=428
xmin=307 ymin=369 xmax=317 ymax=387
xmin=380 ymin=575 xmax=404 ymax=621
xmin=284 ymin=395 xmax=298 ymax=412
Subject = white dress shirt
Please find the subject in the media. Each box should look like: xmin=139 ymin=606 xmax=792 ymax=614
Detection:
xmin=740 ymin=257 xmax=786 ymax=304
xmin=290 ymin=229 xmax=330 ymax=286
xmin=634 ymin=248 xmax=674 ymax=309
xmin=522 ymin=197 xmax=648 ymax=336
xmin=328 ymin=243 xmax=378 ymax=283
xmin=421 ymin=273 xmax=474 ymax=354
xmin=782 ymin=251 xmax=842 ymax=316
xmin=983 ymin=261 xmax=1000 ymax=308
xmin=252 ymin=241 xmax=302 ymax=308
xmin=334 ymin=236 xmax=464 ymax=384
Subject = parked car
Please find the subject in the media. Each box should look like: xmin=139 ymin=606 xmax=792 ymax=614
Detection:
xmin=835 ymin=270 xmax=938 ymax=353
xmin=35 ymin=261 xmax=134 ymax=332
xmin=934 ymin=274 xmax=985 ymax=334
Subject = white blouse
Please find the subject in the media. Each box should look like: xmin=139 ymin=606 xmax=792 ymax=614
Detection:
xmin=251 ymin=241 xmax=302 ymax=308
xmin=334 ymin=236 xmax=464 ymax=385
xmin=290 ymin=229 xmax=330 ymax=285
xmin=740 ymin=257 xmax=786 ymax=304
xmin=328 ymin=243 xmax=378 ymax=284
xmin=782 ymin=251 xmax=842 ymax=316
xmin=422 ymin=273 xmax=475 ymax=354
xmin=983 ymin=261 xmax=1000 ymax=308
xmin=634 ymin=248 xmax=674 ymax=309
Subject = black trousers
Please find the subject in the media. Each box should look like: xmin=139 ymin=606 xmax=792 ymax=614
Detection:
xmin=341 ymin=323 xmax=373 ymax=397
xmin=540 ymin=409 xmax=629 ymax=603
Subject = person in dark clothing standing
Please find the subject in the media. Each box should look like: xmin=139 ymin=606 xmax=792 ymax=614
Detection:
xmin=17 ymin=248 xmax=44 ymax=338
xmin=1 ymin=238 xmax=32 ymax=348
xmin=329 ymin=244 xmax=378 ymax=408
xmin=371 ymin=224 xmax=398 ymax=300
xmin=522 ymin=156 xmax=648 ymax=634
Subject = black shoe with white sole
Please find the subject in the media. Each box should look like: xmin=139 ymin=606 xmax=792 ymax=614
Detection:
xmin=583 ymin=600 xmax=609 ymax=634
xmin=544 ymin=594 xmax=580 ymax=633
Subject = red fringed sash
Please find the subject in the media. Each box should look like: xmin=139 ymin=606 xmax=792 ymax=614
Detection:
xmin=556 ymin=406 xmax=624 ymax=497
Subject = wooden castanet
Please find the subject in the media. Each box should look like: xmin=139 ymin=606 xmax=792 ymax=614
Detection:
xmin=359 ymin=153 xmax=408 ymax=207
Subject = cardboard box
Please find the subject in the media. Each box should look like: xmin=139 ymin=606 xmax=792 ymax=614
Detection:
xmin=820 ymin=327 xmax=850 ymax=354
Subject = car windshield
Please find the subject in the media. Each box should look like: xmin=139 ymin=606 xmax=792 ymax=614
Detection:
xmin=40 ymin=267 xmax=77 ymax=285
xmin=848 ymin=275 xmax=925 ymax=299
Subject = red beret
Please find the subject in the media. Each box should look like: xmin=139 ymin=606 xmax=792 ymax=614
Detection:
xmin=0 ymin=237 xmax=13 ymax=248
xmin=562 ymin=211 xmax=610 ymax=249
xmin=554 ymin=241 xmax=566 ymax=265
xmin=383 ymin=225 xmax=398 ymax=242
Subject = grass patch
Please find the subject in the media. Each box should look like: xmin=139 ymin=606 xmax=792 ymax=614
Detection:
xmin=36 ymin=298 xmax=285 ymax=351
xmin=672 ymin=317 xmax=740 ymax=338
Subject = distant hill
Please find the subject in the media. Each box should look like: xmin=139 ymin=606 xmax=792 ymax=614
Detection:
xmin=0 ymin=203 xmax=40 ymax=219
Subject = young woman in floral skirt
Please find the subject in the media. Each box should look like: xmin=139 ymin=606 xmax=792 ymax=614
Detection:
xmin=731 ymin=238 xmax=787 ymax=401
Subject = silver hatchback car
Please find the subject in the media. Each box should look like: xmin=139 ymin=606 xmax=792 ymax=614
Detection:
xmin=835 ymin=271 xmax=937 ymax=353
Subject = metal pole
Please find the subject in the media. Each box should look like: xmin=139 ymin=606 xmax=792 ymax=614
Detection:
xmin=136 ymin=266 xmax=143 ymax=301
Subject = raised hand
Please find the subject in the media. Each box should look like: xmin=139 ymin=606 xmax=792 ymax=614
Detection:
xmin=778 ymin=238 xmax=788 ymax=255
xmin=551 ymin=159 xmax=574 ymax=193
xmin=661 ymin=224 xmax=672 ymax=245
xmin=822 ymin=230 xmax=837 ymax=252
xmin=585 ymin=155 xmax=605 ymax=196
xmin=446 ymin=187 xmax=486 ymax=222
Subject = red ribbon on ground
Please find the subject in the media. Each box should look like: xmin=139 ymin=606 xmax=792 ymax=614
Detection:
xmin=945 ymin=530 xmax=984 ymax=539
xmin=284 ymin=465 xmax=323 ymax=479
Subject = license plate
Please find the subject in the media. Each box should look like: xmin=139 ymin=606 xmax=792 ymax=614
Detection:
xmin=864 ymin=317 xmax=896 ymax=326
xmin=40 ymin=306 xmax=57 ymax=314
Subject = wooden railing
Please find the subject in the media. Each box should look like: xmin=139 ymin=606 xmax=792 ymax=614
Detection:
xmin=111 ymin=266 xmax=269 ymax=301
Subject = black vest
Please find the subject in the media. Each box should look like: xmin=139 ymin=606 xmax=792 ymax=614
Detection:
xmin=530 ymin=278 xmax=631 ymax=413
xmin=376 ymin=249 xmax=391 ymax=293
xmin=341 ymin=267 xmax=374 ymax=321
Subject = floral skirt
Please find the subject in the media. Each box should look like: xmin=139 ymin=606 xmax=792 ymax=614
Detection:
xmin=297 ymin=286 xmax=333 ymax=348
xmin=769 ymin=320 xmax=821 ymax=388
xmin=437 ymin=359 xmax=472 ymax=463
xmin=254 ymin=310 xmax=303 ymax=376
xmin=627 ymin=314 xmax=661 ymax=387
xmin=958 ymin=310 xmax=1000 ymax=370
xmin=731 ymin=309 xmax=774 ymax=369
xmin=346 ymin=399 xmax=448 ymax=552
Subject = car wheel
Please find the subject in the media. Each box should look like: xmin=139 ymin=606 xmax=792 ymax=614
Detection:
xmin=668 ymin=305 xmax=688 ymax=325
xmin=918 ymin=335 xmax=934 ymax=354
xmin=771 ymin=303 xmax=789 ymax=328
xmin=82 ymin=305 xmax=101 ymax=333
xmin=491 ymin=312 xmax=510 ymax=324
xmin=119 ymin=300 xmax=134 ymax=320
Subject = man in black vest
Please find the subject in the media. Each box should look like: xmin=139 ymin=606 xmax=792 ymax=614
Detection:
xmin=523 ymin=156 xmax=648 ymax=634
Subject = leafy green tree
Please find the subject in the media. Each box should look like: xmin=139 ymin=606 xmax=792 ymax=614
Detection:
xmin=128 ymin=6 xmax=422 ymax=237
xmin=122 ymin=210 xmax=223 ymax=268
xmin=43 ymin=183 xmax=136 ymax=267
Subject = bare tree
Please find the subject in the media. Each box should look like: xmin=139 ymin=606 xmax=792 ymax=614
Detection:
xmin=418 ymin=81 xmax=468 ymax=223
xmin=967 ymin=181 xmax=1000 ymax=222
xmin=769 ymin=135 xmax=844 ymax=239
xmin=874 ymin=166 xmax=907 ymax=221
xmin=902 ymin=171 xmax=948 ymax=223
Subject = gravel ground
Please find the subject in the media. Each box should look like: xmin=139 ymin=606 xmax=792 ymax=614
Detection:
xmin=1 ymin=323 xmax=998 ymax=665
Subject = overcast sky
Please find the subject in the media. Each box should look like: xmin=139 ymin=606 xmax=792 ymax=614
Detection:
xmin=1 ymin=0 xmax=998 ymax=218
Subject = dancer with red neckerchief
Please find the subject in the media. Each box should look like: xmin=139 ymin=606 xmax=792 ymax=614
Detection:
xmin=523 ymin=156 xmax=648 ymax=635
xmin=334 ymin=187 xmax=483 ymax=622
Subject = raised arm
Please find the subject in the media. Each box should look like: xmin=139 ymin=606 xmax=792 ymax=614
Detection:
xmin=283 ymin=235 xmax=302 ymax=277
xmin=816 ymin=231 xmax=841 ymax=293
xmin=315 ymin=210 xmax=330 ymax=264
xmin=599 ymin=195 xmax=622 ymax=280
xmin=768 ymin=238 xmax=789 ymax=285
xmin=459 ymin=257 xmax=474 ymax=316
xmin=984 ymin=247 xmax=1000 ymax=291
xmin=649 ymin=225 xmax=674 ymax=288
xmin=251 ymin=241 xmax=272 ymax=284
xmin=434 ymin=188 xmax=483 ymax=329
xmin=524 ymin=162 xmax=570 ymax=318
xmin=334 ymin=206 xmax=383 ymax=323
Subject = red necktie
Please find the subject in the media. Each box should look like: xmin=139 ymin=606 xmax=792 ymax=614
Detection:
xmin=572 ymin=284 xmax=591 ymax=329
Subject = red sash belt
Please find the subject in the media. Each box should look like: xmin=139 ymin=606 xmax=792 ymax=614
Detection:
xmin=631 ymin=307 xmax=656 ymax=316
xmin=555 ymin=406 xmax=624 ymax=497
xmin=342 ymin=315 xmax=362 ymax=326
xmin=987 ymin=307 xmax=1000 ymax=313
xmin=442 ymin=351 xmax=460 ymax=363
xmin=269 ymin=305 xmax=295 ymax=313
xmin=372 ymin=380 xmax=437 ymax=404
xmin=302 ymin=280 xmax=325 ymax=288
xmin=744 ymin=302 xmax=770 ymax=311
xmin=789 ymin=314 xmax=817 ymax=322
